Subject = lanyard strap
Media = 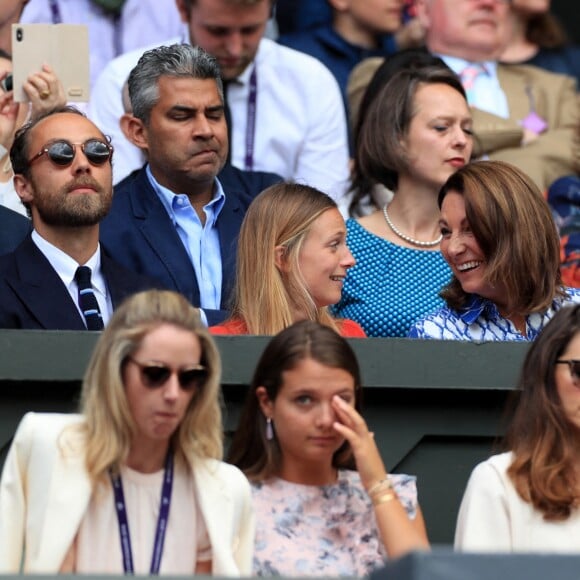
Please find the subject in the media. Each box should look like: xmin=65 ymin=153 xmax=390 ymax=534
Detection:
xmin=110 ymin=451 xmax=174 ymax=575
xmin=48 ymin=0 xmax=62 ymax=23
xmin=244 ymin=67 xmax=257 ymax=171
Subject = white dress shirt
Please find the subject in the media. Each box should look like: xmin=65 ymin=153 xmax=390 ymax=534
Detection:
xmin=30 ymin=230 xmax=112 ymax=325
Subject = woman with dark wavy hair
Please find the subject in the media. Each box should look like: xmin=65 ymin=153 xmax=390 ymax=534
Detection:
xmin=456 ymin=304 xmax=580 ymax=551
xmin=409 ymin=161 xmax=580 ymax=340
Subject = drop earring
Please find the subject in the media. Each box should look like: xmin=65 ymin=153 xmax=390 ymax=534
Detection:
xmin=266 ymin=417 xmax=274 ymax=441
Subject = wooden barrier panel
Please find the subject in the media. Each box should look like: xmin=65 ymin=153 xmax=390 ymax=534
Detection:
xmin=0 ymin=331 xmax=530 ymax=544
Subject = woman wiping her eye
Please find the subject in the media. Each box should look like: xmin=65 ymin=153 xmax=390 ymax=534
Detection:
xmin=228 ymin=320 xmax=429 ymax=576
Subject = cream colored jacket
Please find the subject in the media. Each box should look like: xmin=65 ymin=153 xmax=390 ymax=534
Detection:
xmin=0 ymin=412 xmax=255 ymax=574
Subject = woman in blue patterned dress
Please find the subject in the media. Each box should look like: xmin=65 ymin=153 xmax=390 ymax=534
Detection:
xmin=228 ymin=320 xmax=429 ymax=577
xmin=409 ymin=161 xmax=580 ymax=341
xmin=333 ymin=57 xmax=473 ymax=336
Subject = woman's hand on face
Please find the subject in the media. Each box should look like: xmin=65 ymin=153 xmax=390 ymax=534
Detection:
xmin=23 ymin=64 xmax=67 ymax=120
xmin=0 ymin=73 xmax=19 ymax=151
xmin=331 ymin=395 xmax=387 ymax=491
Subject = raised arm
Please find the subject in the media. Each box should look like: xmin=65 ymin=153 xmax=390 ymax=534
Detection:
xmin=331 ymin=396 xmax=430 ymax=558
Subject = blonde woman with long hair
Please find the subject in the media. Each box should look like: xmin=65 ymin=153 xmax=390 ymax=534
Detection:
xmin=0 ymin=289 xmax=254 ymax=574
xmin=210 ymin=182 xmax=365 ymax=337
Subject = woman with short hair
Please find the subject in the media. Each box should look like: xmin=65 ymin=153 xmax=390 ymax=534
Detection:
xmin=333 ymin=58 xmax=474 ymax=337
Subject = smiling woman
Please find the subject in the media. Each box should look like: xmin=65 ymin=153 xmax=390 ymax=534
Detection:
xmin=409 ymin=160 xmax=580 ymax=340
xmin=228 ymin=320 xmax=429 ymax=576
xmin=0 ymin=289 xmax=255 ymax=574
xmin=209 ymin=182 xmax=366 ymax=337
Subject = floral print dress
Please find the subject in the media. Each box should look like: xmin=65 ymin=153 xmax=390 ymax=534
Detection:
xmin=251 ymin=469 xmax=418 ymax=577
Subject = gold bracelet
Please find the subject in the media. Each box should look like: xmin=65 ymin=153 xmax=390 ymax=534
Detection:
xmin=367 ymin=477 xmax=393 ymax=498
xmin=373 ymin=491 xmax=397 ymax=506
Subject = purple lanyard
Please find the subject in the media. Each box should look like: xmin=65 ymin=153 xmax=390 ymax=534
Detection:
xmin=110 ymin=451 xmax=174 ymax=575
xmin=48 ymin=0 xmax=62 ymax=23
xmin=244 ymin=67 xmax=257 ymax=171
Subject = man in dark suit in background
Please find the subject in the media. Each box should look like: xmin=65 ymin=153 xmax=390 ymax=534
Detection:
xmin=101 ymin=43 xmax=273 ymax=326
xmin=0 ymin=206 xmax=29 ymax=256
xmin=0 ymin=106 xmax=161 ymax=330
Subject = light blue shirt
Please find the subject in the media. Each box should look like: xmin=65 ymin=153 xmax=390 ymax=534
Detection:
xmin=146 ymin=165 xmax=225 ymax=312
xmin=441 ymin=56 xmax=509 ymax=119
xmin=31 ymin=230 xmax=112 ymax=326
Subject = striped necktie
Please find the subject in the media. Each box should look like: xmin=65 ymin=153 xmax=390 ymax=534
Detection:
xmin=74 ymin=266 xmax=104 ymax=331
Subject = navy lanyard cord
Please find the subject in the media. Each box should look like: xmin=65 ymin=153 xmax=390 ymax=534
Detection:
xmin=110 ymin=450 xmax=174 ymax=575
xmin=244 ymin=66 xmax=257 ymax=171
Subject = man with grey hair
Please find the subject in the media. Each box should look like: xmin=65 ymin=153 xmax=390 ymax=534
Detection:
xmin=100 ymin=44 xmax=262 ymax=326
xmin=415 ymin=0 xmax=576 ymax=191
xmin=88 ymin=0 xmax=350 ymax=210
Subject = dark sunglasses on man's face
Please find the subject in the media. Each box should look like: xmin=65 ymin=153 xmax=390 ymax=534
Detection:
xmin=556 ymin=359 xmax=580 ymax=385
xmin=28 ymin=138 xmax=114 ymax=167
xmin=126 ymin=356 xmax=208 ymax=390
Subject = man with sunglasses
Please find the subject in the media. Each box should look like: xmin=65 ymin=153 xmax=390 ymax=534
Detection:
xmin=100 ymin=44 xmax=262 ymax=327
xmin=0 ymin=106 xmax=162 ymax=329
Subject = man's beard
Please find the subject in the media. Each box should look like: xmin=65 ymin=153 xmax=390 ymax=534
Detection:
xmin=31 ymin=176 xmax=113 ymax=227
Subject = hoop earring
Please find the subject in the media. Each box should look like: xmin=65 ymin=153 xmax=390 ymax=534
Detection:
xmin=266 ymin=417 xmax=274 ymax=441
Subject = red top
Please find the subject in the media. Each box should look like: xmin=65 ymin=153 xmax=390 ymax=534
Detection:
xmin=209 ymin=318 xmax=366 ymax=338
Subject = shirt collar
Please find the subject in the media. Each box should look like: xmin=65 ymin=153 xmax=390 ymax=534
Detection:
xmin=145 ymin=164 xmax=226 ymax=226
xmin=439 ymin=55 xmax=496 ymax=78
xmin=458 ymin=294 xmax=501 ymax=325
xmin=31 ymin=229 xmax=104 ymax=294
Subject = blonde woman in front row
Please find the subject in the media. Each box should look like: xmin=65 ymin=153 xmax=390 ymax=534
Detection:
xmin=0 ymin=290 xmax=254 ymax=573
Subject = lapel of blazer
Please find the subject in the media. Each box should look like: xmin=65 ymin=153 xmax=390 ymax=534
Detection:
xmin=215 ymin=190 xmax=244 ymax=306
xmin=497 ymin=64 xmax=533 ymax=122
xmin=191 ymin=459 xmax=235 ymax=574
xmin=8 ymin=236 xmax=86 ymax=330
xmin=100 ymin=250 xmax=142 ymax=309
xmin=29 ymin=416 xmax=92 ymax=571
xmin=129 ymin=172 xmax=201 ymax=302
xmin=36 ymin=445 xmax=92 ymax=570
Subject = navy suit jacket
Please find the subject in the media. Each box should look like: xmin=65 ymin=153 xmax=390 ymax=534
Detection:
xmin=0 ymin=235 xmax=162 ymax=329
xmin=100 ymin=166 xmax=280 ymax=325
xmin=0 ymin=206 xmax=30 ymax=256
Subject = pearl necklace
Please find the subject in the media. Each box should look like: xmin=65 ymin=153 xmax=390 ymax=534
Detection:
xmin=382 ymin=204 xmax=442 ymax=247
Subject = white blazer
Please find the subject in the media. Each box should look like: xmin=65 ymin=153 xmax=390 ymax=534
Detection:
xmin=0 ymin=413 xmax=255 ymax=573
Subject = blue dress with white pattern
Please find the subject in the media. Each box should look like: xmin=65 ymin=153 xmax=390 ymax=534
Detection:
xmin=332 ymin=219 xmax=452 ymax=337
xmin=408 ymin=290 xmax=580 ymax=341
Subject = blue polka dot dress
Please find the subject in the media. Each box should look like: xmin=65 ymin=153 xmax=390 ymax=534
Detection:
xmin=331 ymin=219 xmax=452 ymax=337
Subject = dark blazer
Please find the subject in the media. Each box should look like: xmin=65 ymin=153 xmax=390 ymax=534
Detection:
xmin=100 ymin=166 xmax=280 ymax=325
xmin=0 ymin=206 xmax=30 ymax=256
xmin=0 ymin=235 xmax=162 ymax=329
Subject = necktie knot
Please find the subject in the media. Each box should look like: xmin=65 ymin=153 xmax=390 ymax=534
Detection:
xmin=74 ymin=266 xmax=104 ymax=330
xmin=459 ymin=63 xmax=487 ymax=103
xmin=75 ymin=265 xmax=92 ymax=287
